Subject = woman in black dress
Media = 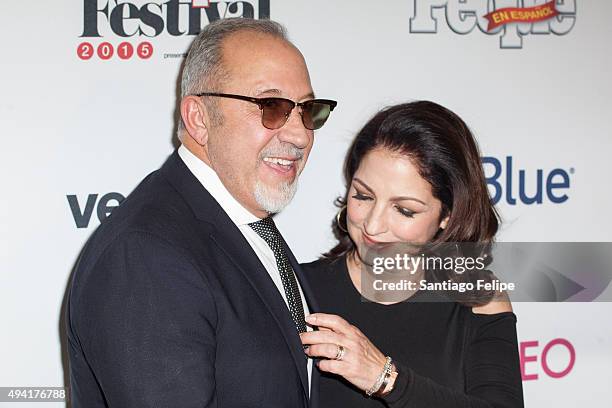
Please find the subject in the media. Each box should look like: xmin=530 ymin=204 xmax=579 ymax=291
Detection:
xmin=300 ymin=101 xmax=524 ymax=407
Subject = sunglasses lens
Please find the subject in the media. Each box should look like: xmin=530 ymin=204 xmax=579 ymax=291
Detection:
xmin=302 ymin=101 xmax=332 ymax=130
xmin=261 ymin=98 xmax=294 ymax=129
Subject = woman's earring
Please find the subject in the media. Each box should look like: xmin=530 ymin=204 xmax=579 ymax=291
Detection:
xmin=336 ymin=205 xmax=348 ymax=233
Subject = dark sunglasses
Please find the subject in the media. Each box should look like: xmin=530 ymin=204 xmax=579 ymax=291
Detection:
xmin=193 ymin=92 xmax=337 ymax=130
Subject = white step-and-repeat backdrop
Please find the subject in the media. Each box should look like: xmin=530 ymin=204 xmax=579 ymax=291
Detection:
xmin=1 ymin=1 xmax=611 ymax=406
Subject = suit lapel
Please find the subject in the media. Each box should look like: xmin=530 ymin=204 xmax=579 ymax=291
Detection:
xmin=160 ymin=151 xmax=310 ymax=399
xmin=209 ymin=225 xmax=310 ymax=398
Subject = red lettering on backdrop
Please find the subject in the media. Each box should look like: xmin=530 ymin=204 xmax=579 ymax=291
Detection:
xmin=520 ymin=341 xmax=540 ymax=381
xmin=520 ymin=338 xmax=576 ymax=381
xmin=542 ymin=338 xmax=576 ymax=378
xmin=484 ymin=1 xmax=559 ymax=31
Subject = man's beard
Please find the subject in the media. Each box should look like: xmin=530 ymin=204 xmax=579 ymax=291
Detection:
xmin=253 ymin=144 xmax=304 ymax=214
xmin=253 ymin=177 xmax=299 ymax=214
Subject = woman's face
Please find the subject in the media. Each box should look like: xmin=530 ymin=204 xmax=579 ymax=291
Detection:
xmin=346 ymin=147 xmax=450 ymax=259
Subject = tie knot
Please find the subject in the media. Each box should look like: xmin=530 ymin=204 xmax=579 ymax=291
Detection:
xmin=248 ymin=217 xmax=280 ymax=245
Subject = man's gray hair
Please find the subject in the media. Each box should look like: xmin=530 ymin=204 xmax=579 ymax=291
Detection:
xmin=177 ymin=18 xmax=289 ymax=138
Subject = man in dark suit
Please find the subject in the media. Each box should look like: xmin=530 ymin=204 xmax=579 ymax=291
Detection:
xmin=66 ymin=18 xmax=337 ymax=407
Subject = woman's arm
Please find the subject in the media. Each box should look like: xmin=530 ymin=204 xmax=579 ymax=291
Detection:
xmin=384 ymin=309 xmax=523 ymax=408
xmin=301 ymin=309 xmax=524 ymax=408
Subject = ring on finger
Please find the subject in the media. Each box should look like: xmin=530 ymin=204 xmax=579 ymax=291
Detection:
xmin=334 ymin=344 xmax=346 ymax=361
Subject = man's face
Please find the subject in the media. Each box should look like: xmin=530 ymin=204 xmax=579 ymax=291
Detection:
xmin=203 ymin=31 xmax=315 ymax=217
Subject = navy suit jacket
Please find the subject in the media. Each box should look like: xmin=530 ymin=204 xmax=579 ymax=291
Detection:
xmin=66 ymin=150 xmax=320 ymax=407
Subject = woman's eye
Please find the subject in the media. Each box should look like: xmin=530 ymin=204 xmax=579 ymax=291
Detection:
xmin=351 ymin=192 xmax=372 ymax=201
xmin=396 ymin=206 xmax=415 ymax=218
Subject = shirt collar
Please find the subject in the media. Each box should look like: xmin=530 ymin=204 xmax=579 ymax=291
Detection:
xmin=178 ymin=144 xmax=260 ymax=226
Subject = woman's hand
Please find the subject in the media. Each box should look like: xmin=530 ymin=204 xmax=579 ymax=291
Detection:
xmin=300 ymin=313 xmax=394 ymax=394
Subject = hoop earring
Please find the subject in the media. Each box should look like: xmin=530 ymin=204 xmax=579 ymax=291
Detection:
xmin=336 ymin=205 xmax=348 ymax=233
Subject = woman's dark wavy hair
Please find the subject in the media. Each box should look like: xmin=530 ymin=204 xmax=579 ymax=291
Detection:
xmin=324 ymin=101 xmax=500 ymax=269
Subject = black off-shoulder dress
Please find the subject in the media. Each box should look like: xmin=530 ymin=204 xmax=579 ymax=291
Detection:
xmin=301 ymin=256 xmax=524 ymax=408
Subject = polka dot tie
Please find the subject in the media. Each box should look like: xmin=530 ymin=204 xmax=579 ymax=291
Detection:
xmin=249 ymin=217 xmax=308 ymax=334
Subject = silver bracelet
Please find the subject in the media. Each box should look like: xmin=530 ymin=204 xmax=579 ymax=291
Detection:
xmin=366 ymin=356 xmax=393 ymax=397
xmin=376 ymin=370 xmax=392 ymax=397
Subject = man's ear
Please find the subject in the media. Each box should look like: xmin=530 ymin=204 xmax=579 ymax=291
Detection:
xmin=439 ymin=214 xmax=450 ymax=230
xmin=180 ymin=95 xmax=210 ymax=146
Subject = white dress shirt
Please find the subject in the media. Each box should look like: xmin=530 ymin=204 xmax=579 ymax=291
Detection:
xmin=178 ymin=145 xmax=312 ymax=394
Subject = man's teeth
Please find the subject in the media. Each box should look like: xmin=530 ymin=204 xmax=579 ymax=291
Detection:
xmin=264 ymin=157 xmax=294 ymax=166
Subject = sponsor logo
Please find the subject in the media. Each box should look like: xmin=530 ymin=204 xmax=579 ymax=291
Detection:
xmin=484 ymin=0 xmax=559 ymax=31
xmin=81 ymin=0 xmax=270 ymax=37
xmin=482 ymin=156 xmax=573 ymax=205
xmin=409 ymin=0 xmax=576 ymax=49
xmin=520 ymin=338 xmax=576 ymax=380
xmin=67 ymin=193 xmax=125 ymax=228
xmin=78 ymin=0 xmax=270 ymax=60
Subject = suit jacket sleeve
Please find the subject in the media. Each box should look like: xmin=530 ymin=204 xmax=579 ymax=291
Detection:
xmin=71 ymin=230 xmax=218 ymax=407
